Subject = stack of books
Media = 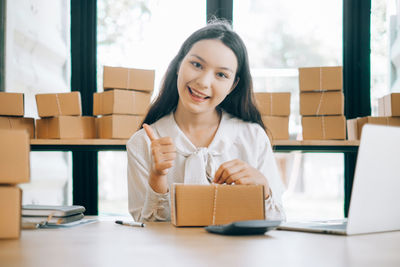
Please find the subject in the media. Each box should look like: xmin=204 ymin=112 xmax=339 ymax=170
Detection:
xmin=22 ymin=205 xmax=85 ymax=226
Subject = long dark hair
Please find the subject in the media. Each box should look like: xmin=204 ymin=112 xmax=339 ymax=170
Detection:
xmin=141 ymin=20 xmax=266 ymax=132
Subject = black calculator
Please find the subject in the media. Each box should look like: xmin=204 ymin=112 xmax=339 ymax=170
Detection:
xmin=205 ymin=220 xmax=281 ymax=236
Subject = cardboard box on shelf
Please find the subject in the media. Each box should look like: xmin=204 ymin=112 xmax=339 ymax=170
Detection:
xmin=171 ymin=184 xmax=265 ymax=227
xmin=0 ymin=130 xmax=30 ymax=184
xmin=302 ymin=115 xmax=346 ymax=140
xmin=254 ymin=92 xmax=291 ymax=116
xmin=36 ymin=116 xmax=95 ymax=139
xmin=300 ymin=91 xmax=344 ymax=116
xmin=378 ymin=93 xmax=400 ymax=117
xmin=261 ymin=116 xmax=289 ymax=140
xmin=347 ymin=116 xmax=400 ymax=140
xmin=0 ymin=186 xmax=21 ymax=239
xmin=35 ymin=92 xmax=82 ymax=117
xmin=0 ymin=117 xmax=35 ymax=138
xmin=96 ymin=115 xmax=143 ymax=139
xmin=93 ymin=89 xmax=151 ymax=116
xmin=103 ymin=66 xmax=155 ymax=92
xmin=0 ymin=92 xmax=24 ymax=116
xmin=298 ymin=66 xmax=342 ymax=92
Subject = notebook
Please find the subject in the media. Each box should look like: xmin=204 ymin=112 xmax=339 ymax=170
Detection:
xmin=22 ymin=205 xmax=85 ymax=217
xmin=278 ymin=124 xmax=400 ymax=235
xmin=22 ymin=213 xmax=85 ymax=225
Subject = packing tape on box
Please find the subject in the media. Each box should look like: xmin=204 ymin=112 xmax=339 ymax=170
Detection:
xmin=316 ymin=91 xmax=325 ymax=116
xmin=211 ymin=184 xmax=219 ymax=225
xmin=127 ymin=69 xmax=131 ymax=89
xmin=321 ymin=116 xmax=326 ymax=139
xmin=269 ymin=93 xmax=273 ymax=115
xmin=55 ymin=94 xmax=62 ymax=115
xmin=7 ymin=118 xmax=13 ymax=129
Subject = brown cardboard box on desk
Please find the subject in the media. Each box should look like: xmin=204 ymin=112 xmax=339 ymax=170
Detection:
xmin=347 ymin=116 xmax=400 ymax=140
xmin=0 ymin=117 xmax=35 ymax=138
xmin=35 ymin=92 xmax=82 ymax=117
xmin=93 ymin=89 xmax=151 ymax=116
xmin=0 ymin=92 xmax=24 ymax=116
xmin=302 ymin=116 xmax=346 ymax=140
xmin=103 ymin=66 xmax=155 ymax=92
xmin=298 ymin=66 xmax=342 ymax=92
xmin=261 ymin=116 xmax=289 ymax=140
xmin=300 ymin=91 xmax=344 ymax=116
xmin=171 ymin=184 xmax=265 ymax=227
xmin=378 ymin=93 xmax=400 ymax=117
xmin=96 ymin=115 xmax=143 ymax=139
xmin=255 ymin=92 xmax=291 ymax=116
xmin=0 ymin=129 xmax=30 ymax=184
xmin=0 ymin=186 xmax=22 ymax=239
xmin=36 ymin=116 xmax=96 ymax=139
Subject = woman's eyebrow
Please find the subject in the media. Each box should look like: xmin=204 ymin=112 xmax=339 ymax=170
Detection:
xmin=190 ymin=54 xmax=234 ymax=73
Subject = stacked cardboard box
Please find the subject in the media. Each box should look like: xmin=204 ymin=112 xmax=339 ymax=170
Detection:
xmin=0 ymin=92 xmax=35 ymax=138
xmin=95 ymin=66 xmax=154 ymax=139
xmin=347 ymin=93 xmax=400 ymax=140
xmin=255 ymin=92 xmax=290 ymax=140
xmin=0 ymin=129 xmax=30 ymax=239
xmin=299 ymin=67 xmax=346 ymax=140
xmin=35 ymin=92 xmax=95 ymax=139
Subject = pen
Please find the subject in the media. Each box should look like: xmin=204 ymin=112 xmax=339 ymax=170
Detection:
xmin=115 ymin=220 xmax=146 ymax=227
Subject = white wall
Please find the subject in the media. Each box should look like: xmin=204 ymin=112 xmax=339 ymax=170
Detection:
xmin=390 ymin=0 xmax=400 ymax=92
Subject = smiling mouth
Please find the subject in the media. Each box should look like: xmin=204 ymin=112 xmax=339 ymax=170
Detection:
xmin=188 ymin=87 xmax=210 ymax=99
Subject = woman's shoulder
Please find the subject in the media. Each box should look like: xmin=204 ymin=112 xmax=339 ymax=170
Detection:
xmin=223 ymin=112 xmax=266 ymax=137
xmin=127 ymin=127 xmax=150 ymax=153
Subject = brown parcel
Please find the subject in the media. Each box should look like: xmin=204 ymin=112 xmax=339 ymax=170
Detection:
xmin=347 ymin=116 xmax=400 ymax=140
xmin=0 ymin=117 xmax=35 ymax=138
xmin=0 ymin=186 xmax=21 ymax=239
xmin=378 ymin=93 xmax=400 ymax=117
xmin=171 ymin=184 xmax=265 ymax=227
xmin=302 ymin=115 xmax=346 ymax=140
xmin=255 ymin=92 xmax=291 ymax=116
xmin=261 ymin=116 xmax=289 ymax=140
xmin=0 ymin=92 xmax=24 ymax=116
xmin=93 ymin=89 xmax=151 ymax=116
xmin=36 ymin=116 xmax=95 ymax=139
xmin=298 ymin=66 xmax=342 ymax=92
xmin=35 ymin=92 xmax=82 ymax=117
xmin=300 ymin=91 xmax=344 ymax=116
xmin=96 ymin=115 xmax=143 ymax=139
xmin=0 ymin=130 xmax=30 ymax=184
xmin=103 ymin=66 xmax=155 ymax=92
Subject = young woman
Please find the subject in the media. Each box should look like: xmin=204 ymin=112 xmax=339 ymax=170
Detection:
xmin=127 ymin=20 xmax=285 ymax=222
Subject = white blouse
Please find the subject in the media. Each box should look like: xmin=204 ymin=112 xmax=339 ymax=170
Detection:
xmin=127 ymin=111 xmax=286 ymax=222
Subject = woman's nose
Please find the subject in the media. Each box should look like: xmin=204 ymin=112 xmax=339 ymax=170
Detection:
xmin=195 ymin=71 xmax=213 ymax=89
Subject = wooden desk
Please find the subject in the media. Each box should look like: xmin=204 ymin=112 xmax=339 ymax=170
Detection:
xmin=0 ymin=219 xmax=399 ymax=267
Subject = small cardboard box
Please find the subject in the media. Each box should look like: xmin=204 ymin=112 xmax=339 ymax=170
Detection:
xmin=0 ymin=130 xmax=30 ymax=184
xmin=0 ymin=92 xmax=24 ymax=116
xmin=36 ymin=116 xmax=95 ymax=139
xmin=347 ymin=116 xmax=400 ymax=140
xmin=35 ymin=92 xmax=82 ymax=117
xmin=298 ymin=66 xmax=342 ymax=91
xmin=171 ymin=184 xmax=265 ymax=227
xmin=302 ymin=115 xmax=346 ymax=140
xmin=0 ymin=117 xmax=35 ymax=138
xmin=0 ymin=186 xmax=21 ymax=239
xmin=300 ymin=91 xmax=344 ymax=115
xmin=103 ymin=66 xmax=155 ymax=92
xmin=255 ymin=92 xmax=291 ymax=116
xmin=96 ymin=115 xmax=143 ymax=139
xmin=378 ymin=93 xmax=400 ymax=117
xmin=93 ymin=89 xmax=151 ymax=116
xmin=261 ymin=116 xmax=289 ymax=140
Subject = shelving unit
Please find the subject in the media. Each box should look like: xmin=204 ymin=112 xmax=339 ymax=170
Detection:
xmin=30 ymin=139 xmax=359 ymax=215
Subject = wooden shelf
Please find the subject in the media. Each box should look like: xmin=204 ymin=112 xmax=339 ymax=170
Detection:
xmin=30 ymin=139 xmax=127 ymax=145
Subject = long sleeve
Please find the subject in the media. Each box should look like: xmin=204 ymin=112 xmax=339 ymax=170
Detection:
xmin=255 ymin=128 xmax=286 ymax=221
xmin=127 ymin=130 xmax=171 ymax=222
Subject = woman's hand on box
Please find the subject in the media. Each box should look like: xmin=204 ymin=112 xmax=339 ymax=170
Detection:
xmin=213 ymin=159 xmax=270 ymax=198
xmin=143 ymin=123 xmax=176 ymax=194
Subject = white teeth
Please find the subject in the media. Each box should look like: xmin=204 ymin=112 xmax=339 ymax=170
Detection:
xmin=190 ymin=87 xmax=207 ymax=99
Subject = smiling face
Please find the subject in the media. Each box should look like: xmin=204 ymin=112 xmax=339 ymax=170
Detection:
xmin=176 ymin=39 xmax=238 ymax=117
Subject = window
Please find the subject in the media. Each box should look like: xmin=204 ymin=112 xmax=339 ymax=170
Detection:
xmin=97 ymin=0 xmax=206 ymax=215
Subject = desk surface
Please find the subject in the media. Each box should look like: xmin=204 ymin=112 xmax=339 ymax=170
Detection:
xmin=0 ymin=218 xmax=399 ymax=267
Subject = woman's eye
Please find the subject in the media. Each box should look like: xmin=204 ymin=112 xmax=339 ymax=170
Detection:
xmin=217 ymin=72 xmax=228 ymax=79
xmin=191 ymin=61 xmax=202 ymax=69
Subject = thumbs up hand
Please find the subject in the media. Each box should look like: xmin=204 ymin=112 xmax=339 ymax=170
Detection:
xmin=143 ymin=124 xmax=176 ymax=193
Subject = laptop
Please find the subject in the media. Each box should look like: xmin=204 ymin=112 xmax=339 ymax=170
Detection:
xmin=278 ymin=124 xmax=400 ymax=235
